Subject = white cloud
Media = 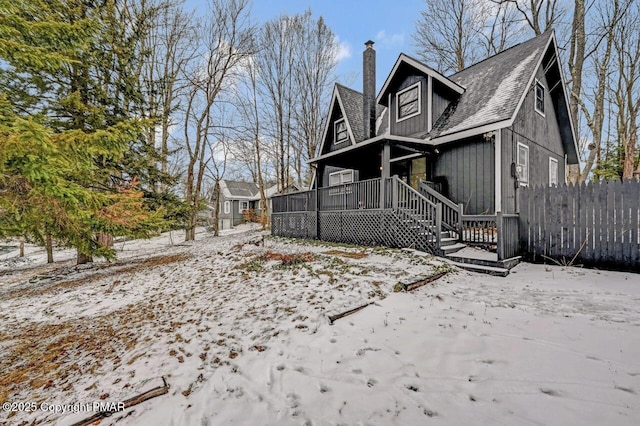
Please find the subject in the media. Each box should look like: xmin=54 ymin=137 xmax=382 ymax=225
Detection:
xmin=376 ymin=29 xmax=405 ymax=48
xmin=334 ymin=36 xmax=352 ymax=62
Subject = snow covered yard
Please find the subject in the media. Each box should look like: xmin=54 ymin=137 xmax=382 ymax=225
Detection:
xmin=1 ymin=227 xmax=639 ymax=425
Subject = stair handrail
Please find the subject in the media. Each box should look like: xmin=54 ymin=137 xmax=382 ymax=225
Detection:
xmin=418 ymin=180 xmax=463 ymax=236
xmin=393 ymin=176 xmax=442 ymax=248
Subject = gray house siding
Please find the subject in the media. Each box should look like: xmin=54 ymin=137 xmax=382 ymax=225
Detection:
xmin=431 ymin=81 xmax=454 ymax=127
xmin=501 ymin=65 xmax=566 ymax=213
xmin=389 ymin=75 xmax=428 ymax=137
xmin=434 ymin=136 xmax=495 ymax=214
xmin=324 ymin=105 xmax=349 ymax=153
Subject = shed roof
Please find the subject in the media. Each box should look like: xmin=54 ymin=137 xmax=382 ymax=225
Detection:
xmin=221 ymin=180 xmax=259 ymax=200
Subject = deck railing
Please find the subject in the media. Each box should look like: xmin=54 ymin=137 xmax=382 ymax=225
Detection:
xmin=461 ymin=214 xmax=497 ymax=245
xmin=271 ymin=190 xmax=316 ymax=212
xmin=394 ymin=177 xmax=441 ymax=247
xmin=317 ymin=177 xmax=382 ymax=211
xmin=271 ymin=176 xmax=519 ymax=259
xmin=418 ymin=180 xmax=462 ymax=237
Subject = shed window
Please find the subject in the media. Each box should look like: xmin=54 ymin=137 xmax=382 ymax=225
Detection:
xmin=535 ymin=80 xmax=545 ymax=115
xmin=239 ymin=200 xmax=249 ymax=213
xmin=396 ymin=82 xmax=421 ymax=121
xmin=549 ymin=157 xmax=558 ymax=186
xmin=517 ymin=142 xmax=529 ymax=186
xmin=335 ymin=119 xmax=348 ymax=144
xmin=223 ymin=201 xmax=230 ymax=214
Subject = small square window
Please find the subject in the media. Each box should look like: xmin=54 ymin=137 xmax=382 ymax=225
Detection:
xmin=396 ymin=82 xmax=421 ymax=121
xmin=239 ymin=201 xmax=249 ymax=213
xmin=335 ymin=119 xmax=348 ymax=144
xmin=535 ymin=81 xmax=545 ymax=115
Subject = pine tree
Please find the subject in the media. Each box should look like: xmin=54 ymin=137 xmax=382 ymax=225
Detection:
xmin=0 ymin=0 xmax=162 ymax=263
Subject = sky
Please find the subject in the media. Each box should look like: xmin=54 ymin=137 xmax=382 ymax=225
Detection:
xmin=188 ymin=0 xmax=426 ymax=92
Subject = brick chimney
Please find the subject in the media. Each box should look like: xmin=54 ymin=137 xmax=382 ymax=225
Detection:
xmin=363 ymin=40 xmax=376 ymax=139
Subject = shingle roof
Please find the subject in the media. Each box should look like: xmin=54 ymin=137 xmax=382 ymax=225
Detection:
xmin=429 ymin=31 xmax=553 ymax=138
xmin=336 ymin=84 xmax=388 ymax=142
xmin=222 ymin=180 xmax=259 ymax=199
xmin=336 ymin=84 xmax=364 ymax=142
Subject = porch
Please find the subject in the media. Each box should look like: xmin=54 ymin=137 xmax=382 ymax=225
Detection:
xmin=271 ymin=176 xmax=520 ymax=272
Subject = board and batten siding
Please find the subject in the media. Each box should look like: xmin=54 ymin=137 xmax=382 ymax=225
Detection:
xmin=434 ymin=136 xmax=495 ymax=214
xmin=431 ymin=81 xmax=455 ymax=129
xmin=389 ymin=75 xmax=428 ymax=137
xmin=501 ymin=65 xmax=566 ymax=214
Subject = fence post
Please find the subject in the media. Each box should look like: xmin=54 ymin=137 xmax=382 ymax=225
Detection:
xmin=496 ymin=210 xmax=503 ymax=260
xmin=457 ymin=203 xmax=464 ymax=241
xmin=315 ymin=185 xmax=319 ymax=239
xmin=436 ymin=203 xmax=442 ymax=249
xmin=392 ymin=176 xmax=399 ymax=210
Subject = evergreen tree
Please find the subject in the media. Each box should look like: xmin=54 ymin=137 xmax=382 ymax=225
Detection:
xmin=0 ymin=0 xmax=162 ymax=263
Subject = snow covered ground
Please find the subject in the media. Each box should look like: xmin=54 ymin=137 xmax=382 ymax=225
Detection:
xmin=1 ymin=226 xmax=639 ymax=425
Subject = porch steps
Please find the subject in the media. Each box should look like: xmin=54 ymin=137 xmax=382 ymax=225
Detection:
xmin=440 ymin=242 xmax=466 ymax=255
xmin=446 ymin=260 xmax=511 ymax=277
xmin=443 ymin=245 xmax=521 ymax=276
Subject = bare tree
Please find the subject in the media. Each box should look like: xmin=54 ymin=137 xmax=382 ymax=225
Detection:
xmin=414 ymin=0 xmax=522 ymax=74
xmin=235 ymin=52 xmax=270 ymax=228
xmin=292 ymin=13 xmax=338 ymax=185
xmin=140 ymin=0 xmax=195 ymax=192
xmin=612 ymin=1 xmax=640 ymax=179
xmin=255 ymin=14 xmax=298 ymax=190
xmin=181 ymin=0 xmax=252 ymax=241
xmin=500 ymin=0 xmax=566 ymax=35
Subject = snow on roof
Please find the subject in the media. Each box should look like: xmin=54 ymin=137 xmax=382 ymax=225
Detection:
xmin=429 ymin=31 xmax=551 ymax=138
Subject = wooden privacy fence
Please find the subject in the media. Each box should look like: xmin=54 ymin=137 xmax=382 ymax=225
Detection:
xmin=519 ymin=180 xmax=640 ymax=269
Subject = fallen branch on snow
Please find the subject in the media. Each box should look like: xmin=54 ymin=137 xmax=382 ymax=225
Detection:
xmin=70 ymin=377 xmax=170 ymax=426
xmin=328 ymin=302 xmax=375 ymax=325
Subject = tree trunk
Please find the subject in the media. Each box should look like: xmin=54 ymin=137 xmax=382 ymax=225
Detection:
xmin=46 ymin=232 xmax=53 ymax=263
xmin=19 ymin=236 xmax=24 ymax=258
xmin=77 ymin=249 xmax=93 ymax=265
xmin=213 ymin=180 xmax=221 ymax=237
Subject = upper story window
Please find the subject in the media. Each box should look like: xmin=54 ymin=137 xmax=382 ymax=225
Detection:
xmin=396 ymin=82 xmax=421 ymax=122
xmin=334 ymin=119 xmax=348 ymax=144
xmin=517 ymin=142 xmax=529 ymax=186
xmin=535 ymin=80 xmax=545 ymax=116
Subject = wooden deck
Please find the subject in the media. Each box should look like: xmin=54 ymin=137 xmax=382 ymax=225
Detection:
xmin=272 ymin=176 xmax=520 ymax=261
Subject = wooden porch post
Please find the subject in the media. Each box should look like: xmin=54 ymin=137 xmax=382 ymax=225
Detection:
xmin=380 ymin=142 xmax=390 ymax=208
xmin=496 ymin=210 xmax=504 ymax=260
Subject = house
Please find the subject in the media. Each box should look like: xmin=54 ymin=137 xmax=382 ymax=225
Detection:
xmin=272 ymin=31 xmax=578 ymax=273
xmin=215 ymin=180 xmax=304 ymax=230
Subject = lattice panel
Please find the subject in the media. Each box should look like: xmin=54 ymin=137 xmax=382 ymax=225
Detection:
xmin=273 ymin=210 xmax=437 ymax=254
xmin=271 ymin=213 xmax=317 ymax=239
xmin=316 ymin=211 xmax=436 ymax=254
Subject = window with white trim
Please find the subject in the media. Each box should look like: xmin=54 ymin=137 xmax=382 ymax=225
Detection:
xmin=396 ymin=82 xmax=421 ymax=122
xmin=328 ymin=169 xmax=354 ymax=195
xmin=549 ymin=157 xmax=558 ymax=186
xmin=329 ymin=169 xmax=354 ymax=186
xmin=517 ymin=142 xmax=529 ymax=185
xmin=223 ymin=201 xmax=230 ymax=214
xmin=334 ymin=119 xmax=348 ymax=144
xmin=239 ymin=200 xmax=249 ymax=213
xmin=535 ymin=80 xmax=545 ymax=116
